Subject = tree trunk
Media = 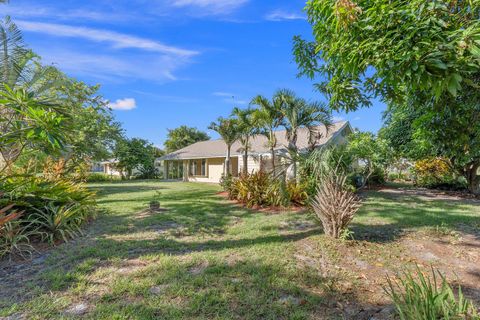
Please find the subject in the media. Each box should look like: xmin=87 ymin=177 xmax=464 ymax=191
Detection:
xmin=465 ymin=161 xmax=480 ymax=195
xmin=243 ymin=149 xmax=248 ymax=175
xmin=270 ymin=147 xmax=275 ymax=174
xmin=225 ymin=145 xmax=231 ymax=176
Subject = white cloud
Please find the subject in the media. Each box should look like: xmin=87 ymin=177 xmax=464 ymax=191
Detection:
xmin=172 ymin=0 xmax=249 ymax=15
xmin=37 ymin=49 xmax=186 ymax=82
xmin=3 ymin=6 xmax=133 ymax=22
xmin=333 ymin=116 xmax=345 ymax=122
xmin=265 ymin=10 xmax=306 ymax=22
xmin=213 ymin=92 xmax=235 ymax=97
xmin=353 ymin=116 xmax=361 ymax=121
xmin=16 ymin=21 xmax=198 ymax=57
xmin=108 ymin=98 xmax=137 ymax=111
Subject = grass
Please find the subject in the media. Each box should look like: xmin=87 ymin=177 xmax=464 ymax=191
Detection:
xmin=0 ymin=180 xmax=479 ymax=319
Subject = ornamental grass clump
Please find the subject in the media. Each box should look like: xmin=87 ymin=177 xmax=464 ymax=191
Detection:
xmin=385 ymin=266 xmax=478 ymax=320
xmin=311 ymin=171 xmax=361 ymax=238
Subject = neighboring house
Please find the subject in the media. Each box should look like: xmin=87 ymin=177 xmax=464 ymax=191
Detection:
xmin=90 ymin=159 xmax=123 ymax=176
xmin=158 ymin=121 xmax=353 ymax=183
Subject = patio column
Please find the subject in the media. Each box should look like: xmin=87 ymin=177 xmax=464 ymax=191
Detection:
xmin=164 ymin=160 xmax=169 ymax=180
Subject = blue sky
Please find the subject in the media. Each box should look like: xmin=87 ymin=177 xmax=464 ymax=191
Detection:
xmin=2 ymin=0 xmax=386 ymax=147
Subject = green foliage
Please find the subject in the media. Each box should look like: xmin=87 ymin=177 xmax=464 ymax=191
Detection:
xmin=0 ymin=176 xmax=96 ymax=259
xmin=231 ymin=107 xmax=257 ymax=175
xmin=219 ymin=174 xmax=234 ymax=192
xmin=209 ymin=117 xmax=241 ymax=175
xmin=413 ymin=158 xmax=465 ymax=190
xmin=225 ymin=172 xmax=308 ymax=208
xmin=85 ymin=173 xmax=121 ymax=183
xmin=0 ymin=220 xmax=36 ymax=260
xmin=300 ymin=146 xmax=356 ymax=197
xmin=285 ymin=180 xmax=308 ymax=207
xmin=114 ymin=137 xmax=158 ymax=179
xmin=385 ymin=267 xmax=478 ymax=320
xmin=347 ymin=131 xmax=392 ymax=188
xmin=31 ymin=203 xmax=86 ymax=245
xmin=294 ymin=0 xmax=480 ymax=111
xmin=164 ymin=126 xmax=210 ymax=153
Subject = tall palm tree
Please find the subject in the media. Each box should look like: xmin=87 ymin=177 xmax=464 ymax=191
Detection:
xmin=208 ymin=117 xmax=240 ymax=176
xmin=250 ymin=95 xmax=283 ymax=172
xmin=276 ymin=89 xmax=332 ymax=179
xmin=231 ymin=107 xmax=257 ymax=175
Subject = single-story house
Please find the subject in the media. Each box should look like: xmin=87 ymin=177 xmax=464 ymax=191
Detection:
xmin=90 ymin=159 xmax=123 ymax=176
xmin=158 ymin=121 xmax=353 ymax=183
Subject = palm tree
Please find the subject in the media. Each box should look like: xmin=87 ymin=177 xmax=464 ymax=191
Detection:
xmin=231 ymin=107 xmax=257 ymax=175
xmin=208 ymin=117 xmax=240 ymax=176
xmin=250 ymin=95 xmax=283 ymax=172
xmin=276 ymin=89 xmax=332 ymax=179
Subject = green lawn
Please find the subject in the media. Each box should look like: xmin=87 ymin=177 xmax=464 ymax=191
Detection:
xmin=1 ymin=181 xmax=479 ymax=319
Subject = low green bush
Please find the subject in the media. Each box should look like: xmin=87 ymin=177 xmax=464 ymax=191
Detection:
xmin=225 ymin=172 xmax=308 ymax=208
xmin=0 ymin=176 xmax=96 ymax=259
xmin=385 ymin=267 xmax=478 ymax=320
xmin=85 ymin=172 xmax=120 ymax=182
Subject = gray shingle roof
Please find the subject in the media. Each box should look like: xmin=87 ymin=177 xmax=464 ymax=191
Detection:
xmin=159 ymin=121 xmax=350 ymax=161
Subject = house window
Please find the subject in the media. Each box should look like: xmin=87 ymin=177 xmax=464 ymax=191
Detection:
xmin=189 ymin=160 xmax=197 ymax=176
xmin=201 ymin=159 xmax=206 ymax=176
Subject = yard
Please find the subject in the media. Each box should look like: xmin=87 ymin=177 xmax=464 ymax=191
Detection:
xmin=1 ymin=181 xmax=479 ymax=319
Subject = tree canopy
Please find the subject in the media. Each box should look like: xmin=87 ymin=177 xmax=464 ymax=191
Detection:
xmin=294 ymin=0 xmax=480 ymax=111
xmin=164 ymin=125 xmax=209 ymax=153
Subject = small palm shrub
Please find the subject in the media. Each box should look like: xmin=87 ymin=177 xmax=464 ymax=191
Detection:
xmin=385 ymin=267 xmax=478 ymax=320
xmin=0 ymin=205 xmax=36 ymax=259
xmin=31 ymin=203 xmax=87 ymax=245
xmin=286 ymin=180 xmax=308 ymax=206
xmin=311 ymin=171 xmax=361 ymax=238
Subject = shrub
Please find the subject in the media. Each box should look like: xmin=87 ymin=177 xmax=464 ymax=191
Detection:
xmin=219 ymin=174 xmax=234 ymax=193
xmin=85 ymin=172 xmax=120 ymax=183
xmin=0 ymin=204 xmax=37 ymax=259
xmin=31 ymin=203 xmax=87 ymax=245
xmin=385 ymin=267 xmax=478 ymax=320
xmin=232 ymin=171 xmax=273 ymax=207
xmin=413 ymin=158 xmax=462 ymax=189
xmin=0 ymin=176 xmax=96 ymax=258
xmin=311 ymin=171 xmax=362 ymax=238
xmin=286 ymin=181 xmax=308 ymax=206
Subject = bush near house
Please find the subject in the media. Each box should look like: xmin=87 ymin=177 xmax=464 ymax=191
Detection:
xmin=222 ymin=172 xmax=308 ymax=208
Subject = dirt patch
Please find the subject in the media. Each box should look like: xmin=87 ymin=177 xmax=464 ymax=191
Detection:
xmin=294 ymin=227 xmax=480 ymax=312
xmin=188 ymin=261 xmax=209 ymax=276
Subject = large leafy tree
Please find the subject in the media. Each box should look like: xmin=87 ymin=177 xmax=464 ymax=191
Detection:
xmin=251 ymin=94 xmax=284 ymax=171
xmin=164 ymin=125 xmax=209 ymax=153
xmin=294 ymin=0 xmax=480 ymax=111
xmin=208 ymin=117 xmax=240 ymax=176
xmin=0 ymin=17 xmax=69 ymax=171
xmin=231 ymin=107 xmax=257 ymax=175
xmin=114 ymin=138 xmax=157 ymax=179
xmin=347 ymin=131 xmax=392 ymax=188
xmin=381 ymin=86 xmax=480 ymax=194
xmin=277 ymin=89 xmax=332 ymax=178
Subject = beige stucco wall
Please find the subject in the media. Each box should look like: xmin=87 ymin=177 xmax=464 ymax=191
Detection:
xmin=208 ymin=158 xmax=225 ymax=182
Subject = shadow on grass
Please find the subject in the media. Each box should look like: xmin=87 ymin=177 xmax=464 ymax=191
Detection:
xmin=350 ymin=190 xmax=480 ymax=243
